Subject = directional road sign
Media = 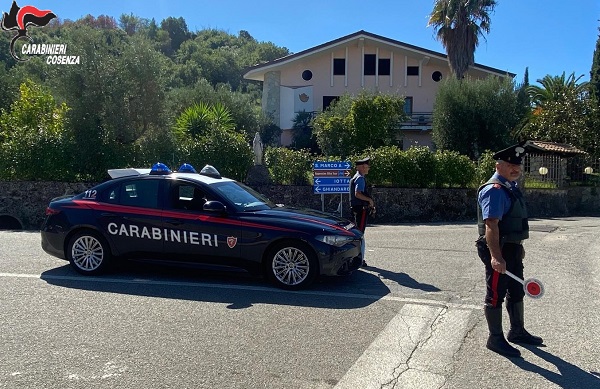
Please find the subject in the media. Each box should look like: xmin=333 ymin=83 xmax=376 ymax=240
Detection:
xmin=313 ymin=185 xmax=349 ymax=193
xmin=313 ymin=170 xmax=351 ymax=177
xmin=313 ymin=177 xmax=350 ymax=186
xmin=313 ymin=161 xmax=351 ymax=194
xmin=313 ymin=161 xmax=351 ymax=170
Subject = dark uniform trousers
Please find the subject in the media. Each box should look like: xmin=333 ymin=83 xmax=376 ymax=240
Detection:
xmin=351 ymin=205 xmax=368 ymax=233
xmin=477 ymin=240 xmax=525 ymax=307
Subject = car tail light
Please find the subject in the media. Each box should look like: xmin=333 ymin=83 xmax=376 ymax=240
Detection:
xmin=45 ymin=207 xmax=61 ymax=216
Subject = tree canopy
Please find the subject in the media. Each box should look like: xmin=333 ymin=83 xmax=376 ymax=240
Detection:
xmin=428 ymin=0 xmax=497 ymax=79
xmin=432 ymin=76 xmax=520 ymax=158
xmin=312 ymin=92 xmax=407 ymax=157
xmin=0 ymin=14 xmax=289 ymax=180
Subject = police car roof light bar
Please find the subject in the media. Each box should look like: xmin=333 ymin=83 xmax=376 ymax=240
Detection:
xmin=178 ymin=163 xmax=197 ymax=173
xmin=149 ymin=162 xmax=172 ymax=175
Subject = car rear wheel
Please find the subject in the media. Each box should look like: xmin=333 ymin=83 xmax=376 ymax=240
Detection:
xmin=67 ymin=231 xmax=112 ymax=275
xmin=266 ymin=241 xmax=318 ymax=290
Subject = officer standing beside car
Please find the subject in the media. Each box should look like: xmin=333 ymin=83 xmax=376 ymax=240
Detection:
xmin=476 ymin=142 xmax=543 ymax=358
xmin=350 ymin=157 xmax=375 ymax=266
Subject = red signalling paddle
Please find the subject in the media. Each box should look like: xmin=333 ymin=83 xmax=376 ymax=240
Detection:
xmin=505 ymin=270 xmax=545 ymax=299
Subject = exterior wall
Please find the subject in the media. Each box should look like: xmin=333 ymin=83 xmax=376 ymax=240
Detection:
xmin=276 ymin=42 xmax=453 ymax=116
xmin=263 ymin=35 xmax=502 ymax=147
xmin=279 ymin=85 xmax=313 ymax=130
xmin=2 ymin=181 xmax=599 ymax=231
xmin=279 ymin=86 xmax=295 ymax=130
xmin=402 ymin=131 xmax=434 ymax=149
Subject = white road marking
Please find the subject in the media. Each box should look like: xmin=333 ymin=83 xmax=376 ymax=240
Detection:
xmin=0 ymin=272 xmax=482 ymax=310
xmin=335 ymin=304 xmax=473 ymax=389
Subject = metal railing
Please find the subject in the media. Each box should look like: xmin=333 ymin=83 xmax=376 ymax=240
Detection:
xmin=400 ymin=112 xmax=433 ymax=128
xmin=524 ymin=153 xmax=600 ymax=188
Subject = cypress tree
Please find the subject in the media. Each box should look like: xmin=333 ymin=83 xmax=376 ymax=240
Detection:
xmin=590 ymin=25 xmax=600 ymax=104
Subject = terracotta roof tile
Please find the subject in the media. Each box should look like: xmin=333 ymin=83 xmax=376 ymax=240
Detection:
xmin=528 ymin=141 xmax=587 ymax=155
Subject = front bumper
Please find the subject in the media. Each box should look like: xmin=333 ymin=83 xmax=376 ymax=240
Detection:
xmin=318 ymin=238 xmax=363 ymax=276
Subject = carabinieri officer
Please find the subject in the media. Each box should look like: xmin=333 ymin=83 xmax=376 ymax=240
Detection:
xmin=476 ymin=142 xmax=543 ymax=358
xmin=350 ymin=157 xmax=374 ymax=267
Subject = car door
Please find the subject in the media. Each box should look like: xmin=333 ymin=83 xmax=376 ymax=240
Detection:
xmin=96 ymin=177 xmax=165 ymax=259
xmin=162 ymin=180 xmax=242 ymax=266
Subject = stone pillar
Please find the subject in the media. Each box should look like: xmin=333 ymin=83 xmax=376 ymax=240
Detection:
xmin=262 ymin=71 xmax=281 ymax=128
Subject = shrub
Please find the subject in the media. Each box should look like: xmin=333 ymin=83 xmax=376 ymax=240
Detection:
xmin=475 ymin=150 xmax=497 ymax=186
xmin=435 ymin=150 xmax=477 ymax=188
xmin=403 ymin=146 xmax=437 ymax=188
xmin=264 ymin=146 xmax=482 ymax=189
xmin=177 ymin=129 xmax=253 ymax=181
xmin=265 ymin=147 xmax=313 ymax=185
xmin=0 ymin=80 xmax=74 ymax=181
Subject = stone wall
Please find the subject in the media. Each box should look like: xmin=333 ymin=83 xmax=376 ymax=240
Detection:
xmin=1 ymin=181 xmax=599 ymax=230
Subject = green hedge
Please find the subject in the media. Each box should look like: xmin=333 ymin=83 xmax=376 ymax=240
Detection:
xmin=264 ymin=146 xmax=313 ymax=185
xmin=264 ymin=145 xmax=493 ymax=188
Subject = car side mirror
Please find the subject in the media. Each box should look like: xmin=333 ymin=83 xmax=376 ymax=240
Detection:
xmin=203 ymin=200 xmax=226 ymax=213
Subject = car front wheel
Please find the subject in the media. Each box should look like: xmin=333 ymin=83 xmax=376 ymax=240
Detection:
xmin=266 ymin=241 xmax=318 ymax=290
xmin=67 ymin=231 xmax=112 ymax=275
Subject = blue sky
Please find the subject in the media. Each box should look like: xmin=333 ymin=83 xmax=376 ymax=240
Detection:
xmin=6 ymin=0 xmax=600 ymax=85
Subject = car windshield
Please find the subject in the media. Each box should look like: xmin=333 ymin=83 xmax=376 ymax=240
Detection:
xmin=210 ymin=181 xmax=275 ymax=212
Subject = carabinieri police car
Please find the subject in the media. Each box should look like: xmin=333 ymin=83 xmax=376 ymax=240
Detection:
xmin=41 ymin=163 xmax=364 ymax=290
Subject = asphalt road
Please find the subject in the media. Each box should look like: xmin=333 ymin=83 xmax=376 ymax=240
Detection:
xmin=1 ymin=218 xmax=599 ymax=388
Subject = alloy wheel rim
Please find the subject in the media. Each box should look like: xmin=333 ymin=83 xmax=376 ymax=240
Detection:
xmin=272 ymin=247 xmax=309 ymax=286
xmin=71 ymin=236 xmax=104 ymax=271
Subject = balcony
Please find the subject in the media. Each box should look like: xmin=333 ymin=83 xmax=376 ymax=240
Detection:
xmin=400 ymin=112 xmax=433 ymax=131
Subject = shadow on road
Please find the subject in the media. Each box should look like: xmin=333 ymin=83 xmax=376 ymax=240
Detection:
xmin=40 ymin=261 xmax=405 ymax=310
xmin=512 ymin=345 xmax=600 ymax=389
xmin=363 ymin=265 xmax=441 ymax=292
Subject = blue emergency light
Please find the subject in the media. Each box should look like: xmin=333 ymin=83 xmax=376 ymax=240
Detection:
xmin=149 ymin=162 xmax=171 ymax=175
xmin=178 ymin=163 xmax=197 ymax=173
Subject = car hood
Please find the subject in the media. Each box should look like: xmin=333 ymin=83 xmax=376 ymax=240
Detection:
xmin=245 ymin=206 xmax=360 ymax=236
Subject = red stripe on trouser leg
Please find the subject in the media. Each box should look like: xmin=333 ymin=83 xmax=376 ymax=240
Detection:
xmin=491 ymin=271 xmax=500 ymax=307
xmin=359 ymin=210 xmax=367 ymax=232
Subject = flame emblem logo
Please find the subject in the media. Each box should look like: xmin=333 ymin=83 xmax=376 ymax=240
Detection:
xmin=1 ymin=1 xmax=56 ymax=61
xmin=227 ymin=236 xmax=237 ymax=249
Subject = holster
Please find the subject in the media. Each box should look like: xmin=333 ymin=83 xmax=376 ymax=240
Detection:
xmin=351 ymin=205 xmax=367 ymax=214
xmin=475 ymin=236 xmax=491 ymax=264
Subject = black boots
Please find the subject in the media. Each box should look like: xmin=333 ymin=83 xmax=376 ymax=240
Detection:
xmin=484 ymin=306 xmax=521 ymax=357
xmin=506 ymin=301 xmax=544 ymax=345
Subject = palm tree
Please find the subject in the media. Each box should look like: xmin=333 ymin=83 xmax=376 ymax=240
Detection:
xmin=527 ymin=72 xmax=589 ymax=108
xmin=174 ymin=102 xmax=235 ymax=139
xmin=428 ymin=0 xmax=497 ymax=79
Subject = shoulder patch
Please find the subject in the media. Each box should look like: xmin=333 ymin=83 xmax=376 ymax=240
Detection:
xmin=492 ymin=183 xmax=502 ymax=189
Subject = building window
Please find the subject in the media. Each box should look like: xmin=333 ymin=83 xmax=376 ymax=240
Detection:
xmin=407 ymin=66 xmax=419 ymax=76
xmin=333 ymin=58 xmax=345 ymax=75
xmin=432 ymin=71 xmax=442 ymax=82
xmin=378 ymin=58 xmax=390 ymax=76
xmin=364 ymin=54 xmax=376 ymax=75
xmin=323 ymin=96 xmax=339 ymax=111
xmin=403 ymin=97 xmax=413 ymax=115
xmin=302 ymin=70 xmax=313 ymax=81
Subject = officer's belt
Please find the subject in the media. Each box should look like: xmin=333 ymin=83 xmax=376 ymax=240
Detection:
xmin=504 ymin=240 xmax=523 ymax=245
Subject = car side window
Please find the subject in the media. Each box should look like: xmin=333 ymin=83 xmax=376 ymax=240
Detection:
xmin=170 ymin=184 xmax=208 ymax=211
xmin=104 ymin=179 xmax=160 ymax=209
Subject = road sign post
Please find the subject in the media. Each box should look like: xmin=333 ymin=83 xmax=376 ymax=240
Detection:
xmin=312 ymin=161 xmax=351 ymax=216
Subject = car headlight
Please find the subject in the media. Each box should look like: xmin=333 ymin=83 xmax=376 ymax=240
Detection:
xmin=315 ymin=235 xmax=355 ymax=247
